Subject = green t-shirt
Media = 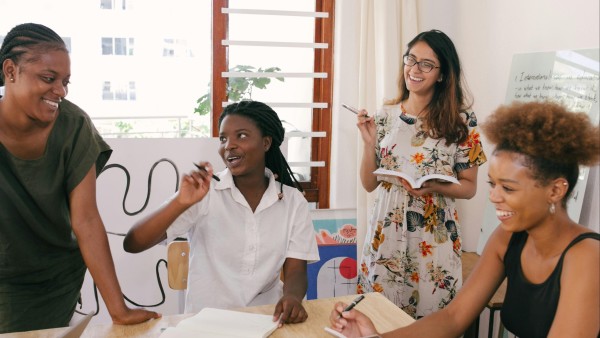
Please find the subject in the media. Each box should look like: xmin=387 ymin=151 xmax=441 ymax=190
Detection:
xmin=0 ymin=99 xmax=111 ymax=332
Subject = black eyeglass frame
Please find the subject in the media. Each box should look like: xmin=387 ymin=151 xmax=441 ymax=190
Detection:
xmin=403 ymin=55 xmax=440 ymax=73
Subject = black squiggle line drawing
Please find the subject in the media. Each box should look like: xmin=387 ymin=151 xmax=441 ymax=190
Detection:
xmin=79 ymin=159 xmax=180 ymax=314
xmin=99 ymin=158 xmax=180 ymax=216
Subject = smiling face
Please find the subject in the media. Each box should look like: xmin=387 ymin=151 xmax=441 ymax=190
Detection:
xmin=487 ymin=151 xmax=554 ymax=233
xmin=7 ymin=48 xmax=70 ymax=125
xmin=218 ymin=114 xmax=272 ymax=178
xmin=403 ymin=41 xmax=441 ymax=98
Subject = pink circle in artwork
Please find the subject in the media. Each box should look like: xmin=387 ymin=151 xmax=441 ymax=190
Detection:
xmin=339 ymin=257 xmax=357 ymax=279
xmin=339 ymin=224 xmax=357 ymax=240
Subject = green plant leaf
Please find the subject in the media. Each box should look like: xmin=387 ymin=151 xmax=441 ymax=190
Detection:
xmin=193 ymin=93 xmax=211 ymax=115
xmin=193 ymin=64 xmax=283 ymax=115
xmin=253 ymin=77 xmax=271 ymax=89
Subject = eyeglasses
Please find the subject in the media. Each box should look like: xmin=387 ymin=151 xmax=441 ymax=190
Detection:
xmin=403 ymin=55 xmax=440 ymax=73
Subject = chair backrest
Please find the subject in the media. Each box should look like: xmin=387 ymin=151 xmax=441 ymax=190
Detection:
xmin=167 ymin=240 xmax=190 ymax=290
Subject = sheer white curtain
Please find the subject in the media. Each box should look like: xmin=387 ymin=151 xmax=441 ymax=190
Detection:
xmin=356 ymin=0 xmax=418 ymax=259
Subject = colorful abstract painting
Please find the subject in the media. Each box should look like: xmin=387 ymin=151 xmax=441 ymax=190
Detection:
xmin=307 ymin=209 xmax=357 ymax=300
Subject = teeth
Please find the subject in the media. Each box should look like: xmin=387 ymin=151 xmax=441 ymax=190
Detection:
xmin=409 ymin=75 xmax=423 ymax=82
xmin=496 ymin=210 xmax=514 ymax=217
xmin=228 ymin=156 xmax=240 ymax=161
xmin=43 ymin=99 xmax=59 ymax=108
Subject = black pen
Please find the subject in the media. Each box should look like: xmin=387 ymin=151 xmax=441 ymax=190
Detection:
xmin=342 ymin=104 xmax=369 ymax=118
xmin=337 ymin=295 xmax=365 ymax=319
xmin=193 ymin=163 xmax=221 ymax=181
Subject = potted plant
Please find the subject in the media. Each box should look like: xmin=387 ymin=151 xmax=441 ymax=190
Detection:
xmin=193 ymin=65 xmax=284 ymax=116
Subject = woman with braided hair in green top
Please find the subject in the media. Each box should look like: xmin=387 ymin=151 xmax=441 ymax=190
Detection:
xmin=0 ymin=23 xmax=160 ymax=333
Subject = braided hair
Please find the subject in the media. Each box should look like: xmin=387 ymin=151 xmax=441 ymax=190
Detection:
xmin=218 ymin=100 xmax=303 ymax=196
xmin=0 ymin=23 xmax=66 ymax=86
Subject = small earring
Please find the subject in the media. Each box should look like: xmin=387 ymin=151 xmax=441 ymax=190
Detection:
xmin=10 ymin=77 xmax=14 ymax=82
xmin=549 ymin=203 xmax=556 ymax=215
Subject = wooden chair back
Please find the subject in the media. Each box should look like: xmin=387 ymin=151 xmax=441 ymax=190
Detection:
xmin=167 ymin=240 xmax=190 ymax=290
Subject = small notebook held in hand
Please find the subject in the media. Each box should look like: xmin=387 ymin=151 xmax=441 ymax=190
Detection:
xmin=159 ymin=307 xmax=278 ymax=338
xmin=373 ymin=168 xmax=460 ymax=189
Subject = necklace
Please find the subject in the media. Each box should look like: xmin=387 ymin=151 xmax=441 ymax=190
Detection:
xmin=400 ymin=103 xmax=427 ymax=146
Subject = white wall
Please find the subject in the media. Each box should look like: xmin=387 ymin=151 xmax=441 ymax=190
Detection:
xmin=331 ymin=0 xmax=600 ymax=251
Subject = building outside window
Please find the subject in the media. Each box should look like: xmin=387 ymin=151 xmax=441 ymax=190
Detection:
xmin=0 ymin=0 xmax=333 ymax=206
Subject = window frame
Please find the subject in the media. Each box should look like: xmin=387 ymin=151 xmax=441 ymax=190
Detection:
xmin=211 ymin=0 xmax=334 ymax=208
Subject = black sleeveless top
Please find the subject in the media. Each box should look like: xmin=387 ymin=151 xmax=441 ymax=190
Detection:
xmin=501 ymin=231 xmax=599 ymax=337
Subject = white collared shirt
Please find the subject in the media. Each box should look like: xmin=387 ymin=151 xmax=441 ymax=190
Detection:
xmin=166 ymin=168 xmax=320 ymax=313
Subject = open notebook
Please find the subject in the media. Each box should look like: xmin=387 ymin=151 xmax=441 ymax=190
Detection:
xmin=160 ymin=308 xmax=279 ymax=338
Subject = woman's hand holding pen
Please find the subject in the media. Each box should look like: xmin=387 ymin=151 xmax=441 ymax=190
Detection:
xmin=356 ymin=109 xmax=377 ymax=147
xmin=177 ymin=161 xmax=214 ymax=206
xmin=329 ymin=301 xmax=378 ymax=338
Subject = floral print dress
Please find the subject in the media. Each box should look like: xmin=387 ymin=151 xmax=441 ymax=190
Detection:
xmin=357 ymin=104 xmax=487 ymax=318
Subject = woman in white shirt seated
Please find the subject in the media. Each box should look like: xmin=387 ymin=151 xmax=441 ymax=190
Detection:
xmin=124 ymin=100 xmax=320 ymax=325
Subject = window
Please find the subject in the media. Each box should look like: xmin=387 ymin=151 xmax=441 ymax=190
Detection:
xmin=0 ymin=0 xmax=333 ymax=207
xmin=102 ymin=80 xmax=136 ymax=101
xmin=163 ymin=38 xmax=195 ymax=57
xmin=101 ymin=37 xmax=134 ymax=56
xmin=101 ymin=0 xmax=130 ymax=10
xmin=100 ymin=0 xmax=113 ymax=9
xmin=0 ymin=2 xmax=213 ymax=137
xmin=212 ymin=0 xmax=334 ymax=208
xmin=102 ymin=81 xmax=114 ymax=100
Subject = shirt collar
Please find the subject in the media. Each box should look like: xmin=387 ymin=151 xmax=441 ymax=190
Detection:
xmin=214 ymin=168 xmax=281 ymax=210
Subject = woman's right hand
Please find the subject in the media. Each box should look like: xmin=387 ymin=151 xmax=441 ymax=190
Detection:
xmin=329 ymin=302 xmax=379 ymax=338
xmin=356 ymin=109 xmax=376 ymax=147
xmin=176 ymin=161 xmax=214 ymax=206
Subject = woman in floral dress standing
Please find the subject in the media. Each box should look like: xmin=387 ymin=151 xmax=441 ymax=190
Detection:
xmin=355 ymin=30 xmax=487 ymax=318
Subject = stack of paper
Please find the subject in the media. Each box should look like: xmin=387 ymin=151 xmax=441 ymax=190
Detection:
xmin=160 ymin=308 xmax=279 ymax=338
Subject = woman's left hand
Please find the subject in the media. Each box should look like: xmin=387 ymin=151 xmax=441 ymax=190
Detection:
xmin=273 ymin=295 xmax=308 ymax=325
xmin=397 ymin=178 xmax=435 ymax=197
xmin=329 ymin=302 xmax=378 ymax=338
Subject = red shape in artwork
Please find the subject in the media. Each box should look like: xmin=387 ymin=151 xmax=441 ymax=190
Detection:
xmin=339 ymin=257 xmax=357 ymax=279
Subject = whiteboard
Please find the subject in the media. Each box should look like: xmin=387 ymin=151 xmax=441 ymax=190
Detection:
xmin=477 ymin=49 xmax=600 ymax=254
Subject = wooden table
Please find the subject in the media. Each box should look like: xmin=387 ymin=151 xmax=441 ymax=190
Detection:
xmin=1 ymin=292 xmax=414 ymax=337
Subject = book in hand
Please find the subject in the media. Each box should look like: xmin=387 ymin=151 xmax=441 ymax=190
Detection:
xmin=373 ymin=168 xmax=460 ymax=189
xmin=159 ymin=307 xmax=279 ymax=338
